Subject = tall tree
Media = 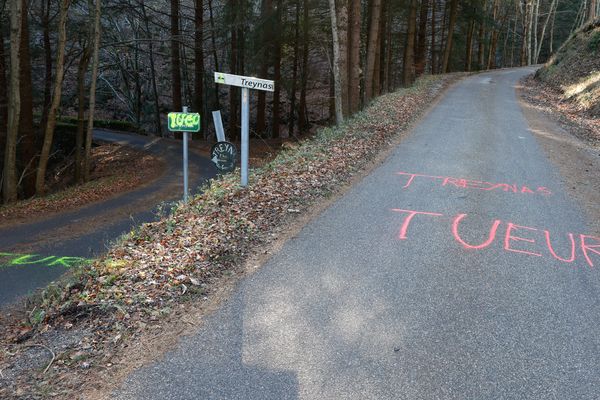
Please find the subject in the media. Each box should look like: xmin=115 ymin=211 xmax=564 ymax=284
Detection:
xmin=534 ymin=0 xmax=557 ymax=63
xmin=441 ymin=0 xmax=459 ymax=73
xmin=256 ymin=0 xmax=273 ymax=136
xmin=487 ymin=0 xmax=500 ymax=69
xmin=35 ymin=0 xmax=70 ymax=195
xmin=403 ymin=0 xmax=418 ymax=85
xmin=272 ymin=0 xmax=282 ymax=137
xmin=465 ymin=12 xmax=475 ymax=71
xmin=348 ymin=0 xmax=361 ymax=113
xmin=40 ymin=0 xmax=52 ymax=133
xmin=171 ymin=0 xmax=182 ymax=116
xmin=415 ymin=0 xmax=430 ymax=77
xmin=590 ymin=0 xmax=598 ymax=21
xmin=229 ymin=0 xmax=239 ymax=140
xmin=193 ymin=0 xmax=205 ymax=135
xmin=431 ymin=0 xmax=437 ymax=73
xmin=3 ymin=0 xmax=23 ymax=203
xmin=336 ymin=0 xmax=349 ymax=116
xmin=0 ymin=27 xmax=7 ymax=161
xmin=18 ymin=0 xmax=36 ymax=197
xmin=298 ymin=0 xmax=310 ymax=131
xmin=289 ymin=0 xmax=301 ymax=136
xmin=75 ymin=43 xmax=91 ymax=183
xmin=328 ymin=0 xmax=344 ymax=124
xmin=84 ymin=0 xmax=101 ymax=182
xmin=364 ymin=0 xmax=383 ymax=103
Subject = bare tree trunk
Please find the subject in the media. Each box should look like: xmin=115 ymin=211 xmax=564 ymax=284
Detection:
xmin=0 ymin=28 xmax=7 ymax=166
xmin=374 ymin=0 xmax=385 ymax=96
xmin=465 ymin=15 xmax=475 ymax=71
xmin=34 ymin=0 xmax=69 ymax=195
xmin=590 ymin=0 xmax=598 ymax=21
xmin=75 ymin=45 xmax=90 ymax=183
xmin=289 ymin=0 xmax=301 ymax=136
xmin=193 ymin=0 xmax=205 ymax=135
xmin=3 ymin=0 xmax=22 ymax=203
xmin=18 ymin=0 xmax=36 ymax=197
xmin=384 ymin=7 xmax=393 ymax=91
xmin=365 ymin=0 xmax=382 ymax=103
xmin=431 ymin=0 xmax=437 ymax=74
xmin=527 ymin=0 xmax=533 ymax=65
xmin=487 ymin=0 xmax=499 ymax=69
xmin=298 ymin=0 xmax=309 ymax=131
xmin=533 ymin=0 xmax=540 ymax=63
xmin=478 ymin=20 xmax=486 ymax=70
xmin=288 ymin=0 xmax=300 ymax=136
xmin=415 ymin=0 xmax=430 ymax=77
xmin=549 ymin=0 xmax=557 ymax=54
xmin=141 ymin=0 xmax=162 ymax=137
xmin=520 ymin=0 xmax=528 ymax=65
xmin=171 ymin=0 xmax=183 ymax=132
xmin=348 ymin=0 xmax=361 ymax=113
xmin=84 ymin=0 xmax=100 ymax=182
xmin=336 ymin=0 xmax=349 ymax=117
xmin=403 ymin=0 xmax=418 ymax=85
xmin=256 ymin=0 xmax=273 ymax=137
xmin=272 ymin=0 xmax=282 ymax=137
xmin=510 ymin=1 xmax=518 ymax=66
xmin=441 ymin=0 xmax=458 ymax=73
xmin=535 ymin=0 xmax=557 ymax=63
xmin=40 ymin=0 xmax=52 ymax=133
xmin=328 ymin=0 xmax=344 ymax=124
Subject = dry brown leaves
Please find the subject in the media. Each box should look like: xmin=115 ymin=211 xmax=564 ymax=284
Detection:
xmin=0 ymin=74 xmax=462 ymax=399
xmin=521 ymin=75 xmax=600 ymax=146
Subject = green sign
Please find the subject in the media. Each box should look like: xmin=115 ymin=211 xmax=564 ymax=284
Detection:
xmin=168 ymin=112 xmax=201 ymax=132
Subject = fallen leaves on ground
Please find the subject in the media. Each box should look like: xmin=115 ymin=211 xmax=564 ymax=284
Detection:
xmin=520 ymin=75 xmax=600 ymax=147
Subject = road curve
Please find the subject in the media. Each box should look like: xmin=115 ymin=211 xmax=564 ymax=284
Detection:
xmin=0 ymin=130 xmax=216 ymax=306
xmin=115 ymin=68 xmax=600 ymax=400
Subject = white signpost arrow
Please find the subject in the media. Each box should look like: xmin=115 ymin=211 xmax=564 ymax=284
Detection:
xmin=215 ymin=72 xmax=275 ymax=187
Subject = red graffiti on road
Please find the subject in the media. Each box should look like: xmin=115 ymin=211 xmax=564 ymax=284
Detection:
xmin=391 ymin=208 xmax=599 ymax=267
xmin=396 ymin=171 xmax=552 ymax=196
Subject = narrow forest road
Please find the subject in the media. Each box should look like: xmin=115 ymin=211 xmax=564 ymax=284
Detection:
xmin=0 ymin=131 xmax=216 ymax=306
xmin=114 ymin=67 xmax=600 ymax=400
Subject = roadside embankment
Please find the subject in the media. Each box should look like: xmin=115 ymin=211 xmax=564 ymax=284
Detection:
xmin=0 ymin=73 xmax=464 ymax=399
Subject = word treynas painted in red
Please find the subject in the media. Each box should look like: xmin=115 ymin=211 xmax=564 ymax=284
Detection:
xmin=391 ymin=208 xmax=599 ymax=267
xmin=396 ymin=171 xmax=552 ymax=196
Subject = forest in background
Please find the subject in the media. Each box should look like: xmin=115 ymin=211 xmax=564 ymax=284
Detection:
xmin=0 ymin=0 xmax=598 ymax=204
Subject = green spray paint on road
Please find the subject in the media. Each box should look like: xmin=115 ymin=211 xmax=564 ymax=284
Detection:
xmin=0 ymin=252 xmax=93 ymax=269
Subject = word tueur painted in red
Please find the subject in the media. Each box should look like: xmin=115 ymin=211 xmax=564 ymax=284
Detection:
xmin=396 ymin=171 xmax=552 ymax=196
xmin=391 ymin=208 xmax=599 ymax=267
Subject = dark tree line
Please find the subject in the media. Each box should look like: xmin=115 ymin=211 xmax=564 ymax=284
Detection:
xmin=0 ymin=0 xmax=594 ymax=204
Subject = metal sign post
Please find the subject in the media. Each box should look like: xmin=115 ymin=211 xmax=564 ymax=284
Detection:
xmin=212 ymin=111 xmax=226 ymax=142
xmin=241 ymin=88 xmax=250 ymax=187
xmin=182 ymin=106 xmax=189 ymax=202
xmin=214 ymin=72 xmax=275 ymax=188
xmin=167 ymin=107 xmax=201 ymax=202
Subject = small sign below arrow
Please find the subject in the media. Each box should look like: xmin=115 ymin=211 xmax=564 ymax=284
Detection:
xmin=210 ymin=141 xmax=238 ymax=172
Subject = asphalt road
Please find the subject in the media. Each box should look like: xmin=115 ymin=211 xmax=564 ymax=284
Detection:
xmin=0 ymin=131 xmax=216 ymax=306
xmin=116 ymin=68 xmax=600 ymax=399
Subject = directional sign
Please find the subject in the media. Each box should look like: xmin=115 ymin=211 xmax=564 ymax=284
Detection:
xmin=210 ymin=141 xmax=238 ymax=172
xmin=214 ymin=72 xmax=275 ymax=92
xmin=168 ymin=112 xmax=201 ymax=132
